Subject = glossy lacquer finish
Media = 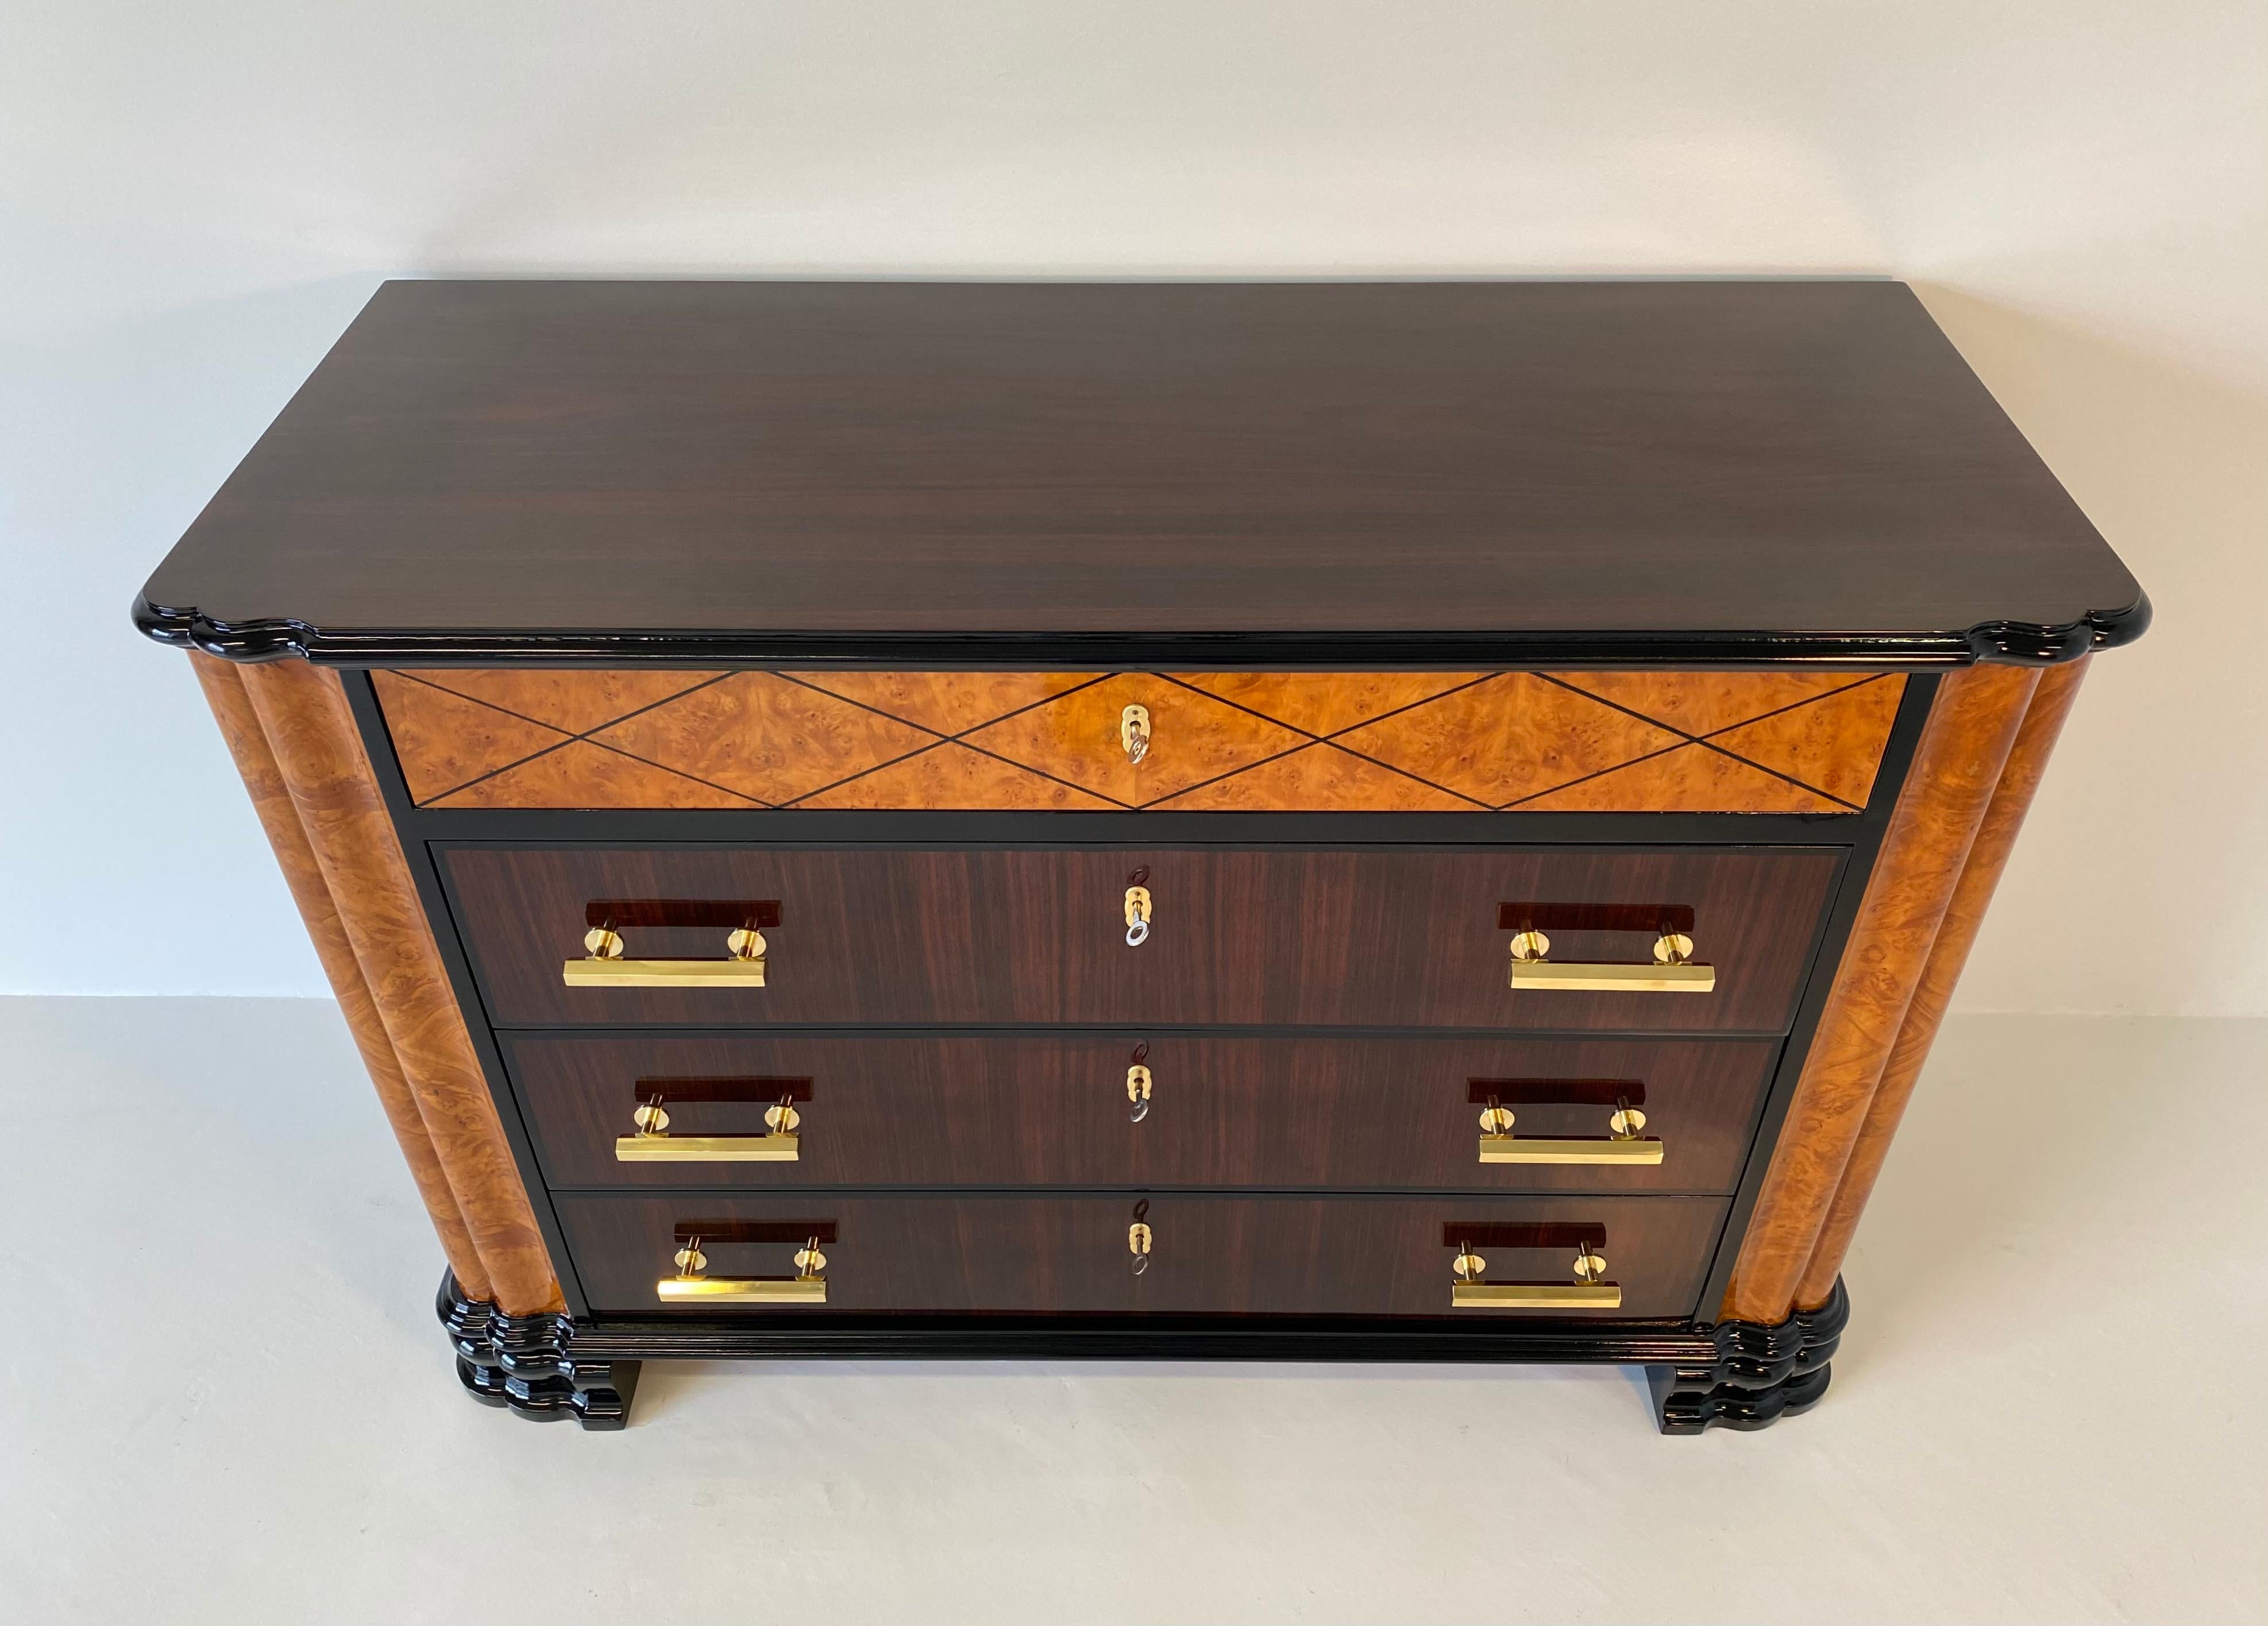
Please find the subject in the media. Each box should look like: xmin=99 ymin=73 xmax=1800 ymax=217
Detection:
xmin=137 ymin=280 xmax=2143 ymax=666
xmin=557 ymin=1193 xmax=1729 ymax=1318
xmin=444 ymin=846 xmax=1841 ymax=1032
xmin=507 ymin=1033 xmax=1780 ymax=1194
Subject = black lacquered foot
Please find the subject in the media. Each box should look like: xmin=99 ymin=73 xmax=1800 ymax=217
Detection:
xmin=1647 ymin=1277 xmax=1849 ymax=1434
xmin=438 ymin=1272 xmax=639 ymax=1430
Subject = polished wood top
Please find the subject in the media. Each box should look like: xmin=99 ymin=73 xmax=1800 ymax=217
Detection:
xmin=137 ymin=279 xmax=2144 ymax=667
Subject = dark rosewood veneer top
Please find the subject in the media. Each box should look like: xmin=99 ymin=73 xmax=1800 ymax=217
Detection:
xmin=135 ymin=279 xmax=2144 ymax=667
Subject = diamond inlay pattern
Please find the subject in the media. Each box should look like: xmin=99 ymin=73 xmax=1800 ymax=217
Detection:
xmin=1336 ymin=674 xmax=1687 ymax=808
xmin=959 ymin=674 xmax=1309 ymax=806
xmin=375 ymin=669 xmax=1906 ymax=812
xmin=1172 ymin=672 xmax=1488 ymax=738
xmin=785 ymin=671 xmax=1103 ymax=737
xmin=587 ymin=673 xmax=934 ymax=806
xmin=412 ymin=669 xmax=725 ymax=736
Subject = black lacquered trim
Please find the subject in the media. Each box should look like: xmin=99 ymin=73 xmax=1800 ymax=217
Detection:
xmin=133 ymin=594 xmax=2151 ymax=669
xmin=437 ymin=1268 xmax=1849 ymax=1434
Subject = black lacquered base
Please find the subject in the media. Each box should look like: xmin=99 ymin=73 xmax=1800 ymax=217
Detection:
xmin=435 ymin=1270 xmax=1845 ymax=1434
xmin=438 ymin=1276 xmax=640 ymax=1430
xmin=1646 ymin=1279 xmax=1849 ymax=1433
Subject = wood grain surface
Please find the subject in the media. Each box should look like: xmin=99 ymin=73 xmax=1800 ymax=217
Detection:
xmin=557 ymin=1192 xmax=1729 ymax=1318
xmin=233 ymin=660 xmax=564 ymax=1315
xmin=191 ymin=654 xmax=493 ymax=1301
xmin=1792 ymin=658 xmax=2090 ymax=1308
xmin=505 ymin=1032 xmax=1779 ymax=1195
xmin=446 ymin=845 xmax=1841 ymax=1033
xmin=1719 ymin=664 xmax=2038 ymax=1324
xmin=373 ymin=667 xmax=1904 ymax=812
xmin=139 ymin=280 xmax=2142 ymax=656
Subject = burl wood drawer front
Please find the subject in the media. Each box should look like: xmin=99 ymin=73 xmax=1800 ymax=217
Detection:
xmin=376 ymin=669 xmax=1904 ymax=813
xmin=445 ymin=845 xmax=1841 ymax=1032
xmin=507 ymin=1033 xmax=1779 ymax=1194
xmin=556 ymin=1193 xmax=1728 ymax=1318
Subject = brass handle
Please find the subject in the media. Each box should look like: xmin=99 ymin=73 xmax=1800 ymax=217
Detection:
xmin=1120 ymin=704 xmax=1151 ymax=763
xmin=1476 ymin=1096 xmax=1663 ymax=1165
xmin=1127 ymin=1062 xmax=1152 ymax=1122
xmin=615 ymin=1085 xmax=804 ymax=1162
xmin=1506 ymin=928 xmax=1714 ymax=994
xmin=657 ymin=1225 xmax=831 ymax=1304
xmin=1447 ymin=1226 xmax=1620 ymax=1310
xmin=564 ymin=924 xmax=767 ymax=988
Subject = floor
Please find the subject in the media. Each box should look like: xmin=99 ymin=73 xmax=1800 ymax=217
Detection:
xmin=1 ymin=999 xmax=2261 ymax=1624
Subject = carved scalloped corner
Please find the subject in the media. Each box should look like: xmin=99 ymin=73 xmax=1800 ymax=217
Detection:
xmin=133 ymin=596 xmax=198 ymax=648
xmin=1648 ymin=1277 xmax=1850 ymax=1434
xmin=1964 ymin=593 xmax=2153 ymax=664
xmin=132 ymin=596 xmax=315 ymax=662
xmin=437 ymin=1272 xmax=638 ymax=1430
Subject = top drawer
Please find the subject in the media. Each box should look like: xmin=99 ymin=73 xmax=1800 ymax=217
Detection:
xmin=375 ymin=669 xmax=1905 ymax=814
xmin=442 ymin=845 xmax=1841 ymax=1032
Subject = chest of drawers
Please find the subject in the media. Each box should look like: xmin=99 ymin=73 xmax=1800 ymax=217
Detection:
xmin=138 ymin=279 xmax=2144 ymax=1432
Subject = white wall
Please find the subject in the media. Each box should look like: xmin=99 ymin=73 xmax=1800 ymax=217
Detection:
xmin=5 ymin=1 xmax=2262 ymax=1011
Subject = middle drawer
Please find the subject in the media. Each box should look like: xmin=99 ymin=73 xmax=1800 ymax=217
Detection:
xmin=507 ymin=1033 xmax=1780 ymax=1194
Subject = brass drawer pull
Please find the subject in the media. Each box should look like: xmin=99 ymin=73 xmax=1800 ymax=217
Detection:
xmin=564 ymin=899 xmax=780 ymax=988
xmin=1472 ymin=1080 xmax=1664 ymax=1166
xmin=658 ymin=1220 xmax=835 ymax=1304
xmin=1500 ymin=902 xmax=1715 ymax=994
xmin=1126 ymin=1041 xmax=1153 ymax=1123
xmin=567 ymin=924 xmax=766 ymax=987
xmin=1445 ymin=1222 xmax=1620 ymax=1310
xmin=1120 ymin=703 xmax=1151 ymax=763
xmin=615 ymin=1077 xmax=811 ymax=1162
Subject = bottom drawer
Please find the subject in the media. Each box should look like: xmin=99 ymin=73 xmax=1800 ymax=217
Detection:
xmin=556 ymin=1194 xmax=1727 ymax=1319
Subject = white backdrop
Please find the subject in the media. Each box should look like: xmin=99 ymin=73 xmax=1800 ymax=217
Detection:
xmin=4 ymin=1 xmax=2261 ymax=1012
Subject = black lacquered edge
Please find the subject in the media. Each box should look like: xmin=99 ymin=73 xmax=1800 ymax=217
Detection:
xmin=133 ymin=593 xmax=2151 ymax=669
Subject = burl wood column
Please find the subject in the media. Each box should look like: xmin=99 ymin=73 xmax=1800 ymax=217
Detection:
xmin=1791 ymin=660 xmax=2090 ymax=1308
xmin=194 ymin=654 xmax=563 ymax=1315
xmin=1722 ymin=663 xmax=2041 ymax=1324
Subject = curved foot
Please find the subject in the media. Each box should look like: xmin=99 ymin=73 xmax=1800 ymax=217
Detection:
xmin=1648 ymin=1278 xmax=1849 ymax=1434
xmin=438 ymin=1272 xmax=639 ymax=1430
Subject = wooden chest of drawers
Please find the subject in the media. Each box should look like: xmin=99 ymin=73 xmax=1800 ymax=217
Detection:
xmin=137 ymin=279 xmax=2145 ymax=1431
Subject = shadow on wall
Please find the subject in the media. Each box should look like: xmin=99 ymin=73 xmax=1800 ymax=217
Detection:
xmin=1908 ymin=283 xmax=2268 ymax=1019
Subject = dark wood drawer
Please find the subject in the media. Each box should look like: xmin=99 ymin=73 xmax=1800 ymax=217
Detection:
xmin=445 ymin=845 xmax=1841 ymax=1031
xmin=556 ymin=1192 xmax=1727 ymax=1318
xmin=507 ymin=1033 xmax=1779 ymax=1194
